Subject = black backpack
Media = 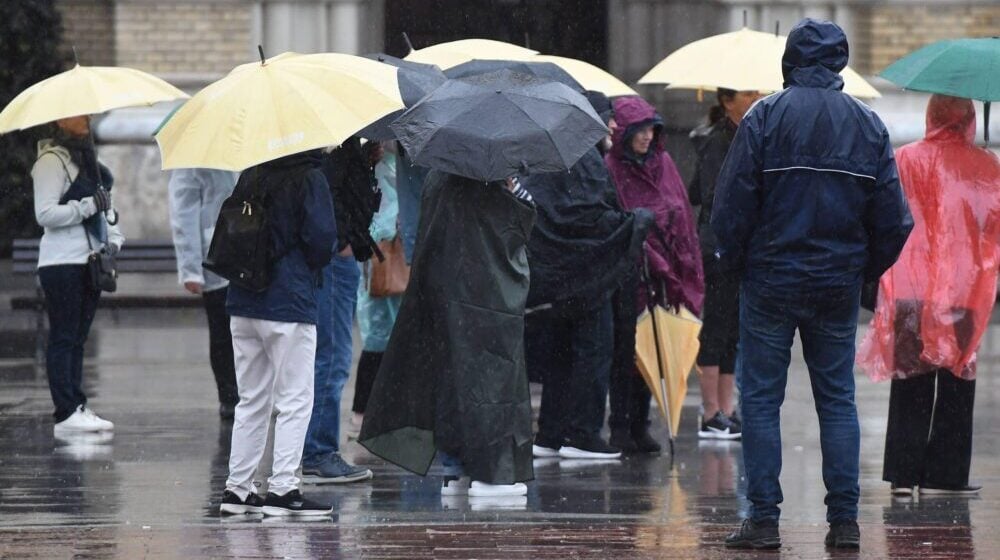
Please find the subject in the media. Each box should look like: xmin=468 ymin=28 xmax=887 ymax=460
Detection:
xmin=203 ymin=169 xmax=274 ymax=292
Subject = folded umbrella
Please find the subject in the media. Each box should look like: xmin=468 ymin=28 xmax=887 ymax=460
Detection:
xmin=356 ymin=53 xmax=447 ymax=141
xmin=881 ymin=37 xmax=1000 ymax=144
xmin=155 ymin=51 xmax=404 ymax=171
xmin=445 ymin=59 xmax=583 ymax=91
xmin=404 ymin=38 xmax=537 ymax=70
xmin=638 ymin=27 xmax=879 ymax=99
xmin=391 ymin=69 xmax=608 ymax=182
xmin=0 ymin=64 xmax=188 ymax=134
xmin=532 ymin=55 xmax=637 ymax=97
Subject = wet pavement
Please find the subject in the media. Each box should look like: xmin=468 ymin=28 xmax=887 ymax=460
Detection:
xmin=2 ymin=308 xmax=999 ymax=558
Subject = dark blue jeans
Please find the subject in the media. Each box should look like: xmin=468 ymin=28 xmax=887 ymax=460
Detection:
xmin=526 ymin=299 xmax=614 ymax=443
xmin=303 ymin=254 xmax=360 ymax=464
xmin=38 ymin=265 xmax=101 ymax=422
xmin=738 ymin=281 xmax=861 ymax=523
xmin=395 ymin=153 xmax=428 ymax=264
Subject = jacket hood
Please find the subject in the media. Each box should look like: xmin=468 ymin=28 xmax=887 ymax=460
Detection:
xmin=585 ymin=90 xmax=614 ymax=124
xmin=925 ymin=94 xmax=976 ymax=144
xmin=261 ymin=149 xmax=325 ymax=171
xmin=782 ymin=18 xmax=848 ymax=91
xmin=37 ymin=138 xmax=68 ymax=159
xmin=610 ymin=96 xmax=663 ymax=162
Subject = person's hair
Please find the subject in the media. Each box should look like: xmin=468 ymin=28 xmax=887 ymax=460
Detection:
xmin=708 ymin=88 xmax=737 ymax=125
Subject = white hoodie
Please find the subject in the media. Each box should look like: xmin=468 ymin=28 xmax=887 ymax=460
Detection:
xmin=31 ymin=139 xmax=125 ymax=268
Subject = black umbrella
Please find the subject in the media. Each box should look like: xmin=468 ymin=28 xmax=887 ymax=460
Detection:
xmin=356 ymin=53 xmax=447 ymax=140
xmin=391 ymin=69 xmax=608 ymax=182
xmin=445 ymin=59 xmax=584 ymax=92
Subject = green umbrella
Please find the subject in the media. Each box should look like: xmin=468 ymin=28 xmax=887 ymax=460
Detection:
xmin=880 ymin=37 xmax=1000 ymax=144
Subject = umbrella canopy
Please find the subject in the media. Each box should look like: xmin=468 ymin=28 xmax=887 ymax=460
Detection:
xmin=155 ymin=52 xmax=404 ymax=171
xmin=391 ymin=69 xmax=608 ymax=182
xmin=445 ymin=59 xmax=584 ymax=91
xmin=638 ymin=27 xmax=879 ymax=99
xmin=0 ymin=64 xmax=188 ymax=133
xmin=533 ymin=55 xmax=637 ymax=97
xmin=634 ymin=305 xmax=701 ymax=439
xmin=881 ymin=37 xmax=1000 ymax=143
xmin=356 ymin=53 xmax=447 ymax=140
xmin=404 ymin=38 xmax=537 ymax=70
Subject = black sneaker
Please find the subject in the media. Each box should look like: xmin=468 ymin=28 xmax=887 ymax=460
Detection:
xmin=610 ymin=429 xmax=638 ymax=454
xmin=532 ymin=434 xmax=562 ymax=458
xmin=219 ymin=490 xmax=264 ymax=515
xmin=725 ymin=518 xmax=780 ymax=550
xmin=558 ymin=436 xmax=622 ymax=460
xmin=727 ymin=413 xmax=742 ymax=432
xmin=261 ymin=489 xmax=332 ymax=517
xmin=699 ymin=411 xmax=742 ymax=440
xmin=824 ymin=520 xmax=860 ymax=549
xmin=631 ymin=428 xmax=662 ymax=454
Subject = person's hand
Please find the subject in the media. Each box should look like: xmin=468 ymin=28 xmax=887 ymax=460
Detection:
xmin=91 ymin=188 xmax=111 ymax=212
xmin=184 ymin=281 xmax=203 ymax=295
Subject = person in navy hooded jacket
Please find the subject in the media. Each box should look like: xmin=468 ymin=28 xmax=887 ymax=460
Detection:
xmin=712 ymin=19 xmax=912 ymax=550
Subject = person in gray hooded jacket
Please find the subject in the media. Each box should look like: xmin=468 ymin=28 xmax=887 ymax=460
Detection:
xmin=167 ymin=168 xmax=239 ymax=418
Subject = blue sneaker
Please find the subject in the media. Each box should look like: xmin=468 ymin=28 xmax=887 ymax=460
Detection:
xmin=301 ymin=453 xmax=373 ymax=484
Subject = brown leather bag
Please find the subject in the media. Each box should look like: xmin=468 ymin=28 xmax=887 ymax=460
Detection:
xmin=366 ymin=235 xmax=410 ymax=297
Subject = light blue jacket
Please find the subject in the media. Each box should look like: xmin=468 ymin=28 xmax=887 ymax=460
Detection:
xmin=358 ymin=153 xmax=402 ymax=352
xmin=167 ymin=168 xmax=238 ymax=292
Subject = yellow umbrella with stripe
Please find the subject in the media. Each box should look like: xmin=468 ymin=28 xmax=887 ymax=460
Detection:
xmin=405 ymin=38 xmax=537 ymax=70
xmin=533 ymin=55 xmax=637 ymax=97
xmin=155 ymin=50 xmax=404 ymax=171
xmin=639 ymin=27 xmax=879 ymax=99
xmin=0 ymin=64 xmax=188 ymax=133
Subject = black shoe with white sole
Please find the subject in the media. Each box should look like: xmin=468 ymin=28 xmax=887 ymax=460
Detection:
xmin=558 ymin=436 xmax=621 ymax=459
xmin=919 ymin=484 xmax=982 ymax=496
xmin=699 ymin=411 xmax=742 ymax=440
xmin=261 ymin=489 xmax=332 ymax=516
xmin=220 ymin=490 xmax=264 ymax=515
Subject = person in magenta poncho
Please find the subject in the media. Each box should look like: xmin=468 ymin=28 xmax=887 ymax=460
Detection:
xmin=604 ymin=96 xmax=704 ymax=453
xmin=858 ymin=94 xmax=1000 ymax=496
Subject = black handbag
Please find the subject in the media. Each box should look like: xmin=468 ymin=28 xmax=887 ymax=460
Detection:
xmin=84 ymin=227 xmax=117 ymax=293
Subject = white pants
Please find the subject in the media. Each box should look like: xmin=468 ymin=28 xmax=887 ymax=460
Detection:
xmin=226 ymin=316 xmax=316 ymax=499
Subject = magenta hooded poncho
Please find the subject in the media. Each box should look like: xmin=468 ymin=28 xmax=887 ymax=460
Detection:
xmin=605 ymin=96 xmax=704 ymax=315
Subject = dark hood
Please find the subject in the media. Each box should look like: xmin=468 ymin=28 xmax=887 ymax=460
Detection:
xmin=782 ymin=18 xmax=848 ymax=91
xmin=262 ymin=149 xmax=325 ymax=171
xmin=585 ymin=90 xmax=615 ymax=125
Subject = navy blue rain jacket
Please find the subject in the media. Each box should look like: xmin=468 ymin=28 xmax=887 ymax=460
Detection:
xmin=711 ymin=19 xmax=913 ymax=289
xmin=227 ymin=152 xmax=337 ymax=325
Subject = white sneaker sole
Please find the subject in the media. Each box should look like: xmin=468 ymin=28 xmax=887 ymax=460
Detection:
xmin=918 ymin=487 xmax=980 ymax=496
xmin=532 ymin=445 xmax=560 ymax=458
xmin=558 ymin=446 xmax=622 ymax=460
xmin=890 ymin=487 xmax=913 ymax=496
xmin=261 ymin=506 xmax=332 ymax=517
xmin=698 ymin=428 xmax=742 ymax=440
xmin=301 ymin=469 xmax=373 ymax=484
xmin=54 ymin=425 xmax=114 ymax=434
xmin=220 ymin=504 xmax=263 ymax=515
xmin=468 ymin=485 xmax=527 ymax=498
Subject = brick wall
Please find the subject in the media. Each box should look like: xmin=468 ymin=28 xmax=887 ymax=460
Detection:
xmin=114 ymin=1 xmax=253 ymax=75
xmin=57 ymin=0 xmax=115 ymax=66
xmin=854 ymin=3 xmax=1000 ymax=75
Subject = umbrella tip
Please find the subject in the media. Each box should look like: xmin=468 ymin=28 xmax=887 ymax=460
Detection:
xmin=774 ymin=21 xmax=780 ymax=36
xmin=258 ymin=45 xmax=266 ymax=65
xmin=71 ymin=45 xmax=80 ymax=66
xmin=402 ymin=32 xmax=414 ymax=53
xmin=743 ymin=10 xmax=748 ymax=28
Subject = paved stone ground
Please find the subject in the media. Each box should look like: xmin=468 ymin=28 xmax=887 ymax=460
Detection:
xmin=1 ymin=309 xmax=999 ymax=559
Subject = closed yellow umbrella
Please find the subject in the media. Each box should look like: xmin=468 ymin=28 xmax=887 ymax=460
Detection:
xmin=533 ymin=55 xmax=637 ymax=97
xmin=155 ymin=52 xmax=404 ymax=171
xmin=405 ymin=38 xmax=537 ymax=70
xmin=634 ymin=305 xmax=702 ymax=444
xmin=638 ymin=27 xmax=879 ymax=99
xmin=0 ymin=64 xmax=188 ymax=133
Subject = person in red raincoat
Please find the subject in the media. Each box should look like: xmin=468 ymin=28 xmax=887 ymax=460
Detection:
xmin=857 ymin=94 xmax=1000 ymax=496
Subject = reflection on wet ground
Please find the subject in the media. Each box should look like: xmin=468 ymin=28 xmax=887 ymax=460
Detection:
xmin=1 ymin=310 xmax=998 ymax=558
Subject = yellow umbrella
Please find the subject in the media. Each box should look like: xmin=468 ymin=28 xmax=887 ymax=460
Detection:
xmin=638 ymin=27 xmax=880 ymax=99
xmin=634 ymin=305 xmax=702 ymax=442
xmin=405 ymin=38 xmax=537 ymax=70
xmin=533 ymin=55 xmax=637 ymax=97
xmin=155 ymin=52 xmax=404 ymax=171
xmin=0 ymin=64 xmax=188 ymax=133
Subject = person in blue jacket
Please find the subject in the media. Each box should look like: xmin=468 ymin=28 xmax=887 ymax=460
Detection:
xmin=712 ymin=19 xmax=913 ymax=551
xmin=220 ymin=151 xmax=338 ymax=517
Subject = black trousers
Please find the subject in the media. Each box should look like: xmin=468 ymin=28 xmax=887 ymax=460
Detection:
xmin=203 ymin=287 xmax=238 ymax=407
xmin=352 ymin=350 xmax=383 ymax=414
xmin=883 ymin=369 xmax=975 ymax=488
xmin=526 ymin=299 xmax=614 ymax=443
xmin=609 ymin=272 xmax=651 ymax=433
xmin=39 ymin=265 xmax=101 ymax=422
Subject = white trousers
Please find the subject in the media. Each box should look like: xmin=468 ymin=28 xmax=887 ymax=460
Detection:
xmin=226 ymin=316 xmax=316 ymax=499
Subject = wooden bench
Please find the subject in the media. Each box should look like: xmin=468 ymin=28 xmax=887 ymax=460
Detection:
xmin=12 ymin=238 xmax=200 ymax=362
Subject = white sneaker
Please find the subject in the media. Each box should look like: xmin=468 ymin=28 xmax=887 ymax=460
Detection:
xmin=468 ymin=481 xmax=527 ymax=497
xmin=54 ymin=406 xmax=114 ymax=434
xmin=441 ymin=475 xmax=470 ymax=496
xmin=532 ymin=444 xmax=560 ymax=458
